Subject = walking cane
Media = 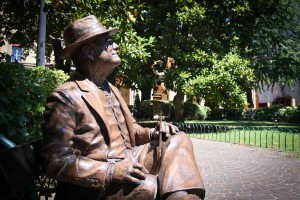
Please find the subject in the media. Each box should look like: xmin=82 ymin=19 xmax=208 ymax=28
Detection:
xmin=158 ymin=115 xmax=163 ymax=158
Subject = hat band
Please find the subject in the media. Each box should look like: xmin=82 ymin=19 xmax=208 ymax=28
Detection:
xmin=66 ymin=24 xmax=106 ymax=46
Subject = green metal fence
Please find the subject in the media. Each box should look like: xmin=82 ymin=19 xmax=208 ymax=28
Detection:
xmin=175 ymin=123 xmax=300 ymax=152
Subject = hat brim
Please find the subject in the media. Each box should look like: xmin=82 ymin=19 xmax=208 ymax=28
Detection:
xmin=58 ymin=28 xmax=118 ymax=60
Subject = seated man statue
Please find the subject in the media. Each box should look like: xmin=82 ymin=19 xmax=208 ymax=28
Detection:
xmin=42 ymin=15 xmax=205 ymax=200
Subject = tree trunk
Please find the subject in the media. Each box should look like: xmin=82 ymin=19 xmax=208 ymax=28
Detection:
xmin=246 ymin=88 xmax=254 ymax=108
xmin=173 ymin=90 xmax=185 ymax=122
xmin=51 ymin=38 xmax=71 ymax=74
xmin=141 ymin=87 xmax=151 ymax=101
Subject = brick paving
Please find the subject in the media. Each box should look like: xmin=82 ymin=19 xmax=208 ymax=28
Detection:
xmin=41 ymin=138 xmax=300 ymax=200
xmin=191 ymin=138 xmax=300 ymax=200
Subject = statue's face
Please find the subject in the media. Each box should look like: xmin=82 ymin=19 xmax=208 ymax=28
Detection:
xmin=91 ymin=34 xmax=121 ymax=67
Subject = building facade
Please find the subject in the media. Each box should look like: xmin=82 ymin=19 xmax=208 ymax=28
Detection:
xmin=255 ymin=81 xmax=300 ymax=108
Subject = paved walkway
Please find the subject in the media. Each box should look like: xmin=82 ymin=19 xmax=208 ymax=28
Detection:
xmin=192 ymin=138 xmax=300 ymax=200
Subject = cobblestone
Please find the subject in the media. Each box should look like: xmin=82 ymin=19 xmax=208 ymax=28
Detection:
xmin=192 ymin=139 xmax=300 ymax=200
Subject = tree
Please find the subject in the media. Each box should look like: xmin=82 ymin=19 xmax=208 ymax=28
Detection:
xmin=0 ymin=0 xmax=40 ymax=57
xmin=46 ymin=0 xmax=156 ymax=79
xmin=246 ymin=0 xmax=300 ymax=89
xmin=2 ymin=0 xmax=299 ymax=122
xmin=136 ymin=0 xmax=300 ymax=120
xmin=135 ymin=1 xmax=209 ymax=120
xmin=0 ymin=0 xmax=154 ymax=76
xmin=184 ymin=51 xmax=254 ymax=110
xmin=133 ymin=93 xmax=141 ymax=118
xmin=136 ymin=1 xmax=258 ymax=120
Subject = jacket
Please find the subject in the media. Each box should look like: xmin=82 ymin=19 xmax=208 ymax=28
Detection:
xmin=42 ymin=74 xmax=151 ymax=192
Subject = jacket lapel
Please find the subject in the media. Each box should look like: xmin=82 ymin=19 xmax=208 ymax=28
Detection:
xmin=74 ymin=79 xmax=111 ymax=133
xmin=73 ymin=76 xmax=136 ymax=146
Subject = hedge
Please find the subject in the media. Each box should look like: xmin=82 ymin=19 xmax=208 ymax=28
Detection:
xmin=0 ymin=62 xmax=69 ymax=144
xmin=139 ymin=100 xmax=174 ymax=119
xmin=183 ymin=102 xmax=210 ymax=120
xmin=138 ymin=100 xmax=210 ymax=120
xmin=255 ymin=105 xmax=300 ymax=123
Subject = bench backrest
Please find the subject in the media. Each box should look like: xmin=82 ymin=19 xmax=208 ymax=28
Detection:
xmin=0 ymin=139 xmax=42 ymax=198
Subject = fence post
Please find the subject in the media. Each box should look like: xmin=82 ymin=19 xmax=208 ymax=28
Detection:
xmin=185 ymin=124 xmax=299 ymax=152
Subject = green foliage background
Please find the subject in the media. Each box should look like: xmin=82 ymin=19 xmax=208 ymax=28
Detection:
xmin=138 ymin=100 xmax=210 ymax=120
xmin=139 ymin=100 xmax=175 ymax=120
xmin=255 ymin=105 xmax=300 ymax=124
xmin=182 ymin=102 xmax=211 ymax=120
xmin=0 ymin=63 xmax=69 ymax=144
xmin=1 ymin=0 xmax=300 ymax=122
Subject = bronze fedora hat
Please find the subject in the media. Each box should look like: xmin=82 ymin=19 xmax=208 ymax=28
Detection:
xmin=58 ymin=15 xmax=118 ymax=60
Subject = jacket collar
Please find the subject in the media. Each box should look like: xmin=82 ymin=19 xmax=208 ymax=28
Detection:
xmin=71 ymin=72 xmax=92 ymax=92
xmin=71 ymin=71 xmax=136 ymax=146
xmin=72 ymin=72 xmax=111 ymax=132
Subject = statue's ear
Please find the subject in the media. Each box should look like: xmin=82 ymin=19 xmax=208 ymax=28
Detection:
xmin=82 ymin=45 xmax=95 ymax=61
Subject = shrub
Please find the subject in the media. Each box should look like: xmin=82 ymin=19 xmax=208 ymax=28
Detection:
xmin=251 ymin=105 xmax=300 ymax=124
xmin=183 ymin=102 xmax=210 ymax=120
xmin=291 ymin=106 xmax=300 ymax=124
xmin=208 ymin=108 xmax=245 ymax=120
xmin=0 ymin=63 xmax=69 ymax=144
xmin=225 ymin=108 xmax=244 ymax=120
xmin=277 ymin=106 xmax=300 ymax=124
xmin=139 ymin=101 xmax=153 ymax=119
xmin=139 ymin=100 xmax=174 ymax=120
xmin=132 ymin=94 xmax=141 ymax=118
xmin=278 ymin=106 xmax=295 ymax=123
xmin=241 ymin=108 xmax=256 ymax=120
xmin=254 ymin=104 xmax=284 ymax=122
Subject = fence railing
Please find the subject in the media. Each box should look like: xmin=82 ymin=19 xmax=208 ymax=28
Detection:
xmin=174 ymin=123 xmax=300 ymax=152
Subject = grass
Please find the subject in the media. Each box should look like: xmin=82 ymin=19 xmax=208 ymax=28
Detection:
xmin=183 ymin=123 xmax=300 ymax=159
xmin=185 ymin=120 xmax=300 ymax=129
xmin=179 ymin=120 xmax=300 ymax=159
xmin=138 ymin=119 xmax=300 ymax=129
xmin=138 ymin=120 xmax=300 ymax=156
xmin=187 ymin=129 xmax=300 ymax=152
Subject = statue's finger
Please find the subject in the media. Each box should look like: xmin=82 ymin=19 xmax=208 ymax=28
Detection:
xmin=171 ymin=125 xmax=177 ymax=135
xmin=131 ymin=168 xmax=146 ymax=180
xmin=140 ymin=165 xmax=149 ymax=174
xmin=165 ymin=132 xmax=170 ymax=138
xmin=165 ymin=125 xmax=170 ymax=134
xmin=153 ymin=131 xmax=160 ymax=139
xmin=132 ymin=163 xmax=149 ymax=174
xmin=132 ymin=162 xmax=143 ymax=169
xmin=127 ymin=175 xmax=141 ymax=185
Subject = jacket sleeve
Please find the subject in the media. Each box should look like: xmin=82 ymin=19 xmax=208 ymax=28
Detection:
xmin=132 ymin=121 xmax=152 ymax=146
xmin=42 ymin=90 xmax=111 ymax=192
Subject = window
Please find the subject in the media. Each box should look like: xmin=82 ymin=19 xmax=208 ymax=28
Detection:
xmin=153 ymin=94 xmax=162 ymax=100
xmin=11 ymin=46 xmax=22 ymax=63
xmin=273 ymin=97 xmax=291 ymax=106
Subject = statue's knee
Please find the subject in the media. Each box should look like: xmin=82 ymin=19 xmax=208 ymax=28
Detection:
xmin=171 ymin=131 xmax=192 ymax=147
xmin=136 ymin=174 xmax=158 ymax=199
xmin=105 ymin=174 xmax=157 ymax=200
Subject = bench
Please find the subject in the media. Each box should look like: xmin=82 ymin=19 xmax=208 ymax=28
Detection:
xmin=0 ymin=136 xmax=56 ymax=200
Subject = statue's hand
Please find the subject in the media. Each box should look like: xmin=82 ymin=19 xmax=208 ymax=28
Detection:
xmin=111 ymin=160 xmax=149 ymax=184
xmin=150 ymin=122 xmax=179 ymax=140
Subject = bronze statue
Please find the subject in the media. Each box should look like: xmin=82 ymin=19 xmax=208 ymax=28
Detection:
xmin=42 ymin=15 xmax=205 ymax=200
